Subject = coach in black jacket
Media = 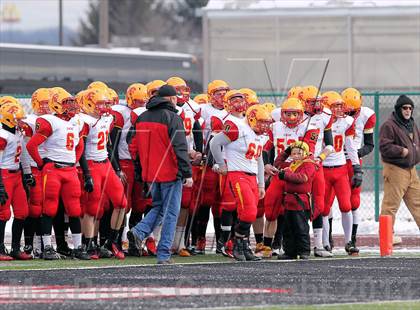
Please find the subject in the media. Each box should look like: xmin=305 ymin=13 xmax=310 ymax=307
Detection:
xmin=128 ymin=85 xmax=192 ymax=264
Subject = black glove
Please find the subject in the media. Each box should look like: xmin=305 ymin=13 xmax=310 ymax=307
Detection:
xmin=0 ymin=183 xmax=9 ymax=205
xmin=278 ymin=169 xmax=285 ymax=180
xmin=23 ymin=174 xmax=36 ymax=187
xmin=134 ymin=161 xmax=142 ymax=182
xmin=351 ymin=164 xmax=363 ymax=188
xmin=284 ymin=146 xmax=292 ymax=156
xmin=83 ymin=175 xmax=94 ymax=193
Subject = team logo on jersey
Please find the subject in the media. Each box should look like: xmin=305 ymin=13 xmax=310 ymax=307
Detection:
xmin=224 ymin=124 xmax=231 ymax=132
xmin=35 ymin=122 xmax=40 ymax=131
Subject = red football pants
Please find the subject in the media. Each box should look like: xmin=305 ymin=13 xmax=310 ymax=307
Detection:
xmin=120 ymin=159 xmax=135 ymax=211
xmin=82 ymin=161 xmax=127 ymax=218
xmin=228 ymin=171 xmax=259 ymax=223
xmin=219 ymin=174 xmax=236 ymax=214
xmin=346 ymin=159 xmax=362 ymax=211
xmin=0 ymin=169 xmax=28 ymax=221
xmin=42 ymin=163 xmax=81 ymax=218
xmin=264 ymin=176 xmax=285 ymax=221
xmin=28 ymin=167 xmax=43 ymax=218
xmin=323 ymin=165 xmax=352 ymax=215
xmin=312 ymin=165 xmax=325 ymax=219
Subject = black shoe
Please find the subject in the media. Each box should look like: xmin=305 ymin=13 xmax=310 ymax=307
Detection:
xmin=43 ymin=245 xmax=61 ymax=260
xmin=56 ymin=244 xmax=73 ymax=257
xmin=187 ymin=246 xmax=198 ymax=256
xmin=277 ymin=253 xmax=296 ymax=260
xmin=73 ymin=245 xmax=91 ymax=260
xmin=243 ymin=239 xmax=262 ymax=261
xmin=345 ymin=241 xmax=359 ymax=256
xmin=23 ymin=245 xmax=33 ymax=255
xmin=324 ymin=245 xmax=333 ymax=253
xmin=216 ymin=240 xmax=233 ymax=258
xmin=10 ymin=248 xmax=32 ymax=260
xmin=98 ymin=245 xmax=113 ymax=258
xmin=157 ymin=259 xmax=174 ymax=265
xmin=298 ymin=255 xmax=309 ymax=260
xmin=233 ymin=238 xmax=246 ymax=261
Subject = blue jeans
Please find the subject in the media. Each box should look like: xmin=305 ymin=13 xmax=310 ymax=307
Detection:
xmin=131 ymin=179 xmax=182 ymax=262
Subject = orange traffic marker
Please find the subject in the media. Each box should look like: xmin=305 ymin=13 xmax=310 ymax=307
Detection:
xmin=379 ymin=215 xmax=393 ymax=256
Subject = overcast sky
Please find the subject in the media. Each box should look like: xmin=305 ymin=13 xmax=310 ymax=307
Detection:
xmin=0 ymin=0 xmax=90 ymax=31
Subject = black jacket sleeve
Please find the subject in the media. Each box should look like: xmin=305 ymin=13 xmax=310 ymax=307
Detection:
xmin=78 ymin=137 xmax=91 ymax=176
xmin=263 ymin=147 xmax=275 ymax=165
xmin=323 ymin=129 xmax=333 ymax=146
xmin=108 ymin=126 xmax=121 ymax=171
xmin=168 ymin=114 xmax=192 ymax=179
xmin=358 ymin=132 xmax=374 ymax=158
xmin=193 ymin=120 xmax=203 ymax=153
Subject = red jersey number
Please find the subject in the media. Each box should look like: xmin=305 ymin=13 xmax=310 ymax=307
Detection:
xmin=14 ymin=145 xmax=22 ymax=163
xmin=276 ymin=138 xmax=297 ymax=154
xmin=245 ymin=143 xmax=263 ymax=160
xmin=66 ymin=133 xmax=75 ymax=151
xmin=97 ymin=131 xmax=109 ymax=150
xmin=184 ymin=118 xmax=192 ymax=136
xmin=334 ymin=135 xmax=343 ymax=152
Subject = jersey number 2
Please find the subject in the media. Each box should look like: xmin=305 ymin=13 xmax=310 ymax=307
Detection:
xmin=97 ymin=131 xmax=109 ymax=150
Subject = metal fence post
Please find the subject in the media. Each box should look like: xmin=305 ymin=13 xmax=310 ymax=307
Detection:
xmin=374 ymin=92 xmax=380 ymax=222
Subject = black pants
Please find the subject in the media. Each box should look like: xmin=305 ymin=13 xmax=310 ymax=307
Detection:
xmin=282 ymin=209 xmax=310 ymax=258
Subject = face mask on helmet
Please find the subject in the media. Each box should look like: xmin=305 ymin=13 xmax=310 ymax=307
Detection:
xmin=175 ymin=85 xmax=190 ymax=105
xmin=304 ymin=97 xmax=324 ymax=115
xmin=95 ymin=100 xmax=112 ymax=116
xmin=254 ymin=119 xmax=272 ymax=135
xmin=281 ymin=110 xmax=303 ymax=128
xmin=211 ymin=89 xmax=228 ymax=109
xmin=62 ymin=98 xmax=78 ymax=118
xmin=226 ymin=96 xmax=247 ymax=114
xmin=330 ymin=102 xmax=346 ymax=118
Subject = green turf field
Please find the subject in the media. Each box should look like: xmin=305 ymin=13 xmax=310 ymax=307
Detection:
xmin=240 ymin=301 xmax=420 ymax=309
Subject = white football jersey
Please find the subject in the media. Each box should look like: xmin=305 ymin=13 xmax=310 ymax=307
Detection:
xmin=40 ymin=114 xmax=81 ymax=164
xmin=271 ymin=118 xmax=309 ymax=160
xmin=323 ymin=116 xmax=355 ymax=167
xmin=305 ymin=108 xmax=333 ymax=157
xmin=0 ymin=128 xmax=23 ymax=170
xmin=353 ymin=106 xmax=376 ymax=149
xmin=200 ymin=103 xmax=228 ymax=146
xmin=223 ymin=115 xmax=266 ymax=175
xmin=80 ymin=114 xmax=113 ymax=161
xmin=23 ymin=114 xmax=47 ymax=167
xmin=112 ymin=104 xmax=132 ymax=160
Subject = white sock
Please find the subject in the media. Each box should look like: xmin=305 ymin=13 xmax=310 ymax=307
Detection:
xmin=341 ymin=211 xmax=353 ymax=243
xmin=179 ymin=227 xmax=186 ymax=250
xmin=313 ymin=228 xmax=323 ymax=249
xmin=172 ymin=226 xmax=183 ymax=251
xmin=322 ymin=216 xmax=330 ymax=247
xmin=72 ymin=233 xmax=82 ymax=249
xmin=42 ymin=235 xmax=52 ymax=247
xmin=153 ymin=225 xmax=161 ymax=243
xmin=352 ymin=209 xmax=360 ymax=226
xmin=34 ymin=234 xmax=42 ymax=251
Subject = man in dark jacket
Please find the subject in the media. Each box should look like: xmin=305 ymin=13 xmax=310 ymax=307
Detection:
xmin=379 ymin=95 xmax=420 ymax=237
xmin=128 ymin=85 xmax=192 ymax=264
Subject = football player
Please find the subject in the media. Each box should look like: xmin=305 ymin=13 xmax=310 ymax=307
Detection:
xmin=189 ymin=80 xmax=230 ymax=255
xmin=20 ymin=88 xmax=51 ymax=258
xmin=342 ymin=87 xmax=375 ymax=252
xmin=211 ymin=104 xmax=271 ymax=261
xmin=0 ymin=100 xmax=33 ymax=260
xmin=321 ymin=91 xmax=362 ymax=255
xmin=79 ymin=88 xmax=127 ymax=259
xmin=26 ymin=87 xmax=90 ymax=260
